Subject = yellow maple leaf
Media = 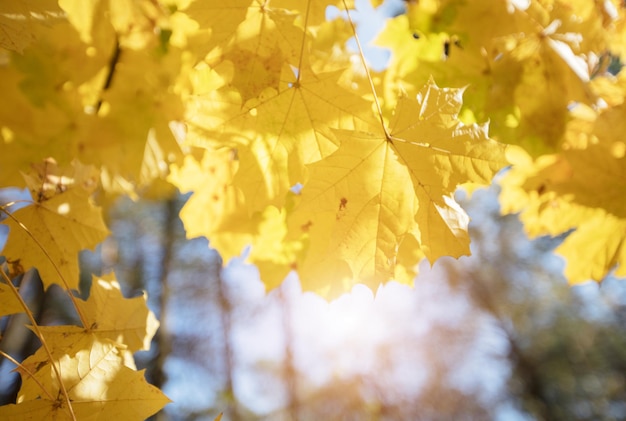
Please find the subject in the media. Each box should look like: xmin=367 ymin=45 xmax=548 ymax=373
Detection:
xmin=11 ymin=272 xmax=159 ymax=379
xmin=500 ymin=162 xmax=626 ymax=284
xmin=168 ymin=148 xmax=255 ymax=261
xmin=6 ymin=333 xmax=169 ymax=420
xmin=231 ymin=66 xmax=374 ymax=212
xmin=77 ymin=274 xmax=159 ymax=352
xmin=292 ymin=79 xmax=508 ymax=293
xmin=500 ymin=102 xmax=626 ymax=283
xmin=247 ymin=201 xmax=306 ymax=289
xmin=0 ymin=161 xmax=109 ymax=290
xmin=169 ymin=148 xmax=305 ymax=286
xmin=376 ymin=0 xmax=612 ymax=155
xmin=557 ymin=208 xmax=626 ymax=283
xmin=184 ymin=59 xmax=374 ymax=212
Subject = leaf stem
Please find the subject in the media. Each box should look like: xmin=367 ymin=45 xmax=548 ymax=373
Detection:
xmin=0 ymin=269 xmax=76 ymax=420
xmin=296 ymin=0 xmax=313 ymax=84
xmin=342 ymin=0 xmax=390 ymax=140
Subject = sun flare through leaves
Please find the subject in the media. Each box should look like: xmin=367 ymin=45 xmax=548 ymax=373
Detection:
xmin=2 ymin=0 xmax=624 ymax=417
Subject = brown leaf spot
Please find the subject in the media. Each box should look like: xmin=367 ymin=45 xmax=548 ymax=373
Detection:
xmin=301 ymin=220 xmax=313 ymax=232
xmin=336 ymin=198 xmax=348 ymax=221
xmin=7 ymin=258 xmax=24 ymax=278
xmin=537 ymin=184 xmax=546 ymax=195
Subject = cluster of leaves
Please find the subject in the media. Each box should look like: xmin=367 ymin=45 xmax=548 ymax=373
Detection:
xmin=376 ymin=0 xmax=626 ymax=283
xmin=0 ymin=0 xmax=624 ymax=418
xmin=0 ymin=161 xmax=167 ymax=418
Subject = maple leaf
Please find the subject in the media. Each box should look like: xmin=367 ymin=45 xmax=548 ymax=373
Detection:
xmin=543 ymin=105 xmax=626 ymax=219
xmin=500 ymin=157 xmax=626 ymax=284
xmin=169 ymin=148 xmax=258 ymax=260
xmin=500 ymin=99 xmax=626 ymax=283
xmin=291 ymin=80 xmax=508 ymax=292
xmin=186 ymin=59 xmax=375 ymax=213
xmin=12 ymin=274 xmax=158 ymax=385
xmin=5 ymin=334 xmax=169 ymax=421
xmin=181 ymin=1 xmax=374 ymax=214
xmin=376 ymin=0 xmax=611 ymax=155
xmin=169 ymin=149 xmax=306 ymax=287
xmin=0 ymin=160 xmax=109 ymax=290
xmin=557 ymin=209 xmax=626 ymax=283
xmin=76 ymin=274 xmax=159 ymax=352
xmin=247 ymin=200 xmax=307 ymax=289
xmin=232 ymin=65 xmax=374 ymax=212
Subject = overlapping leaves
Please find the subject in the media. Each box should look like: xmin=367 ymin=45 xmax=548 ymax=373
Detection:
xmin=0 ymin=276 xmax=166 ymax=420
xmin=1 ymin=160 xmax=109 ymax=290
xmin=4 ymin=0 xmax=624 ymax=418
xmin=290 ymin=81 xmax=507 ymax=292
xmin=374 ymin=0 xmax=626 ymax=285
xmin=170 ymin=1 xmax=509 ymax=295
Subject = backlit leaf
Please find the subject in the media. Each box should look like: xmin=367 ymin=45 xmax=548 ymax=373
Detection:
xmin=77 ymin=274 xmax=160 ymax=352
xmin=0 ymin=161 xmax=109 ymax=290
xmin=292 ymin=80 xmax=508 ymax=293
xmin=9 ymin=334 xmax=169 ymax=420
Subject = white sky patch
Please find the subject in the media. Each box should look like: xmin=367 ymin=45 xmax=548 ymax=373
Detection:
xmin=57 ymin=202 xmax=70 ymax=215
xmin=508 ymin=0 xmax=531 ymax=12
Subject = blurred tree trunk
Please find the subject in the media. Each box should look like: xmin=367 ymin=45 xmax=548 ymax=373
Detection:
xmin=152 ymin=197 xmax=177 ymax=421
xmin=217 ymin=265 xmax=240 ymax=421
xmin=279 ymin=286 xmax=299 ymax=421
